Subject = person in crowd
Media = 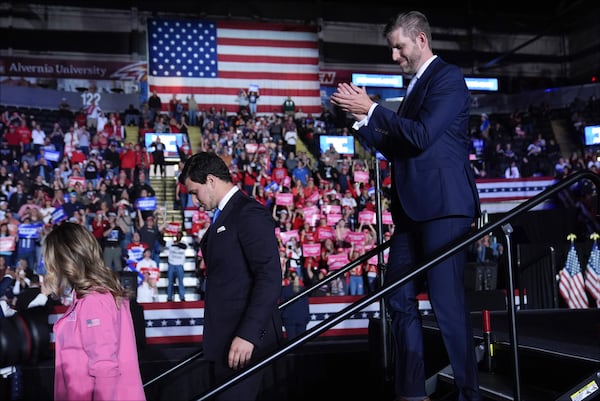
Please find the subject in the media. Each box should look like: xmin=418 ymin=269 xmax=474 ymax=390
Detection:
xmin=125 ymin=231 xmax=148 ymax=273
xmin=149 ymin=135 xmax=166 ymax=177
xmin=102 ymin=211 xmax=124 ymax=271
xmin=282 ymin=95 xmax=296 ymax=117
xmin=166 ymin=230 xmax=187 ymax=302
xmin=330 ymin=10 xmax=481 ymax=401
xmin=137 ymin=211 xmax=165 ymax=266
xmin=247 ymin=88 xmax=260 ymax=116
xmin=178 ymin=151 xmax=282 ymax=400
xmin=137 ymin=271 xmax=158 ymax=303
xmin=280 ymin=267 xmax=310 ymax=341
xmin=136 ymin=248 xmax=160 ymax=286
xmin=147 ymin=91 xmax=162 ymax=125
xmin=41 ymin=222 xmax=146 ymax=401
xmin=0 ymin=222 xmax=17 ymax=267
xmin=186 ymin=95 xmax=199 ymax=126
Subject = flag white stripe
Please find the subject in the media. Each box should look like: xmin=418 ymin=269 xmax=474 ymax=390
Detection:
xmin=217 ymin=61 xmax=319 ymax=74
xmin=143 ymin=308 xmax=204 ymax=319
xmin=146 ymin=326 xmax=203 ymax=337
xmin=218 ymin=45 xmax=319 ymax=59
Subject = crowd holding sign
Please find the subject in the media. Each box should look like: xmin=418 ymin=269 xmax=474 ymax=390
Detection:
xmin=136 ymin=196 xmax=157 ymax=211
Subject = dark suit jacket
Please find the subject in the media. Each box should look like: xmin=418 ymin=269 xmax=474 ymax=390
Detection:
xmin=356 ymin=57 xmax=480 ymax=222
xmin=200 ymin=189 xmax=283 ymax=363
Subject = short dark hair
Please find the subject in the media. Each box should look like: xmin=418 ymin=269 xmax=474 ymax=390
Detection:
xmin=384 ymin=10 xmax=431 ymax=44
xmin=178 ymin=152 xmax=232 ymax=185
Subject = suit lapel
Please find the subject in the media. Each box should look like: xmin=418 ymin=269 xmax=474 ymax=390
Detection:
xmin=203 ymin=190 xmax=243 ymax=255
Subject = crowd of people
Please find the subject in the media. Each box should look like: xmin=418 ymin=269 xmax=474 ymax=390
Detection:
xmin=0 ymin=81 xmax=598 ymax=312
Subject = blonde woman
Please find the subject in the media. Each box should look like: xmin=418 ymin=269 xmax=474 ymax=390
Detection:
xmin=42 ymin=222 xmax=146 ymax=401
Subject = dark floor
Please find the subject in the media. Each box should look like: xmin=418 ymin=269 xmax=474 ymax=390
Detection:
xmin=3 ymin=308 xmax=599 ymax=400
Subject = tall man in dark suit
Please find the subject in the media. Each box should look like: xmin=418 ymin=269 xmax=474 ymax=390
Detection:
xmin=179 ymin=152 xmax=283 ymax=400
xmin=331 ymin=10 xmax=481 ymax=401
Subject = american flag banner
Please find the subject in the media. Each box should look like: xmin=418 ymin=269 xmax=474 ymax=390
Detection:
xmin=147 ymin=18 xmax=322 ymax=116
xmin=585 ymin=233 xmax=600 ymax=306
xmin=559 ymin=234 xmax=589 ymax=309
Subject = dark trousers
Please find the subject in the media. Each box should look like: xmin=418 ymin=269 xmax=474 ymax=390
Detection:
xmin=385 ymin=215 xmax=481 ymax=401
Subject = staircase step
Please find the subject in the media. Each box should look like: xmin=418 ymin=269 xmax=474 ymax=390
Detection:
xmin=436 ymin=366 xmax=559 ymax=400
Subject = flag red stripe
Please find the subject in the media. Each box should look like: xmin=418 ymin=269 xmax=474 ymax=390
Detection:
xmin=559 ymin=269 xmax=589 ymax=309
xmin=219 ymin=54 xmax=317 ymax=65
xmin=153 ymin=103 xmax=324 ymax=115
xmin=150 ymin=85 xmax=320 ymax=97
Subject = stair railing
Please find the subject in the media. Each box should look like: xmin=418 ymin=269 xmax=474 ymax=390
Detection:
xmin=142 ymin=170 xmax=600 ymax=401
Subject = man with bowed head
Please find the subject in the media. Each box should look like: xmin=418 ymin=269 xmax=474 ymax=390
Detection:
xmin=331 ymin=10 xmax=481 ymax=401
xmin=179 ymin=152 xmax=283 ymax=400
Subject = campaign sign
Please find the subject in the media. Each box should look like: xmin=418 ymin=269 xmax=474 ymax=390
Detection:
xmin=44 ymin=149 xmax=61 ymax=162
xmin=302 ymin=243 xmax=321 ymax=257
xmin=316 ymin=228 xmax=335 ymax=241
xmin=51 ymin=206 xmax=68 ymax=224
xmin=328 ymin=253 xmax=349 ymax=270
xmin=279 ymin=229 xmax=299 ymax=244
xmin=245 ymin=143 xmax=258 ymax=154
xmin=358 ymin=210 xmax=376 ymax=225
xmin=0 ymin=236 xmax=15 ymax=252
xmin=136 ymin=196 xmax=157 ymax=211
xmin=323 ymin=204 xmax=341 ymax=215
xmin=307 ymin=191 xmax=320 ymax=204
xmin=68 ymin=176 xmax=85 ymax=189
xmin=354 ymin=170 xmax=369 ymax=183
xmin=346 ymin=231 xmax=366 ymax=246
xmin=326 ymin=213 xmax=342 ymax=226
xmin=265 ymin=181 xmax=279 ymax=193
xmin=275 ymin=192 xmax=294 ymax=206
xmin=382 ymin=211 xmax=393 ymax=225
xmin=18 ymin=222 xmax=43 ymax=239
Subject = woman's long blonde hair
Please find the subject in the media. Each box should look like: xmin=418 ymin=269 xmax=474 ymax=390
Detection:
xmin=42 ymin=222 xmax=127 ymax=303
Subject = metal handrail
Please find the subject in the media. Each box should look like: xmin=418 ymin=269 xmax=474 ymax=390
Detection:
xmin=143 ymin=170 xmax=600 ymax=400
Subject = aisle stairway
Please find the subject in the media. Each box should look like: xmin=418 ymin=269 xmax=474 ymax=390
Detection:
xmin=551 ymin=118 xmax=580 ymax=158
xmin=149 ymin=166 xmax=201 ymax=301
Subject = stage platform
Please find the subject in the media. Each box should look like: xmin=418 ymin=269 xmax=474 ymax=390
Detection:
xmin=5 ymin=307 xmax=599 ymax=400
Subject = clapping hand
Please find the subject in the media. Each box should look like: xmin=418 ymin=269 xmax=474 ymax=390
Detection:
xmin=330 ymin=83 xmax=372 ymax=121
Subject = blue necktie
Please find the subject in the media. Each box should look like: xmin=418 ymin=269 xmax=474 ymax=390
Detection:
xmin=405 ymin=75 xmax=418 ymax=98
xmin=212 ymin=208 xmax=221 ymax=224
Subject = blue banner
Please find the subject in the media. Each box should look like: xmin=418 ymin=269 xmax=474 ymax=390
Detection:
xmin=18 ymin=222 xmax=43 ymax=239
xmin=51 ymin=206 xmax=68 ymax=224
xmin=136 ymin=196 xmax=157 ymax=211
xmin=44 ymin=149 xmax=61 ymax=162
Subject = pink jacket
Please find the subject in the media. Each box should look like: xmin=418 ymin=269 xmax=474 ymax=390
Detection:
xmin=53 ymin=291 xmax=146 ymax=401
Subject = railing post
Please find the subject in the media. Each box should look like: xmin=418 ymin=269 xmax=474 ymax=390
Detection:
xmin=501 ymin=223 xmax=522 ymax=401
xmin=373 ymin=156 xmax=392 ymax=382
xmin=550 ymin=246 xmax=558 ymax=308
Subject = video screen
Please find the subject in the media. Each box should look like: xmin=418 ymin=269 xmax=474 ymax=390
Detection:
xmin=584 ymin=125 xmax=600 ymax=146
xmin=144 ymin=133 xmax=186 ymax=160
xmin=319 ymin=135 xmax=355 ymax=155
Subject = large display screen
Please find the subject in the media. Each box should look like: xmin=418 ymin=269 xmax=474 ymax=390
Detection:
xmin=584 ymin=125 xmax=600 ymax=146
xmin=144 ymin=133 xmax=186 ymax=160
xmin=319 ymin=135 xmax=355 ymax=155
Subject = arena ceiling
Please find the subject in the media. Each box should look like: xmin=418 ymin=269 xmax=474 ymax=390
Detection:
xmin=1 ymin=0 xmax=598 ymax=89
xmin=2 ymin=0 xmax=595 ymax=35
